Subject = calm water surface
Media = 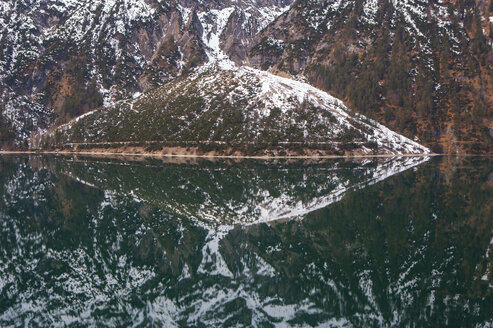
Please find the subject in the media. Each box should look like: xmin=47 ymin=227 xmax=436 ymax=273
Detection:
xmin=0 ymin=155 xmax=491 ymax=327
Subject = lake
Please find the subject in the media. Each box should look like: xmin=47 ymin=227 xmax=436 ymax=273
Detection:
xmin=0 ymin=155 xmax=491 ymax=327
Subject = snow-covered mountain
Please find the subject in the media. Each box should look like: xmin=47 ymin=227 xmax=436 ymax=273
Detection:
xmin=41 ymin=65 xmax=430 ymax=155
xmin=0 ymin=0 xmax=293 ymax=145
xmin=2 ymin=0 xmax=489 ymax=153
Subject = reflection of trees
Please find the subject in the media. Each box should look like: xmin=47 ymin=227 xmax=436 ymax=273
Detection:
xmin=50 ymin=155 xmax=428 ymax=224
xmin=231 ymin=157 xmax=493 ymax=326
xmin=0 ymin=155 xmax=491 ymax=327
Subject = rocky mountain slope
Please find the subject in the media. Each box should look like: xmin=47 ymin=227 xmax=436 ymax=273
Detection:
xmin=248 ymin=0 xmax=493 ymax=153
xmin=39 ymin=65 xmax=430 ymax=155
xmin=0 ymin=0 xmax=292 ymax=146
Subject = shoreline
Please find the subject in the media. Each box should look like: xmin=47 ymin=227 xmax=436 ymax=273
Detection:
xmin=0 ymin=149 xmax=471 ymax=160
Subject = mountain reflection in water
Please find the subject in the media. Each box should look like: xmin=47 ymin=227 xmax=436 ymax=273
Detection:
xmin=0 ymin=155 xmax=491 ymax=327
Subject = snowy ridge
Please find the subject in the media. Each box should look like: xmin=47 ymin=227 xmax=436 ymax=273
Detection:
xmin=241 ymin=66 xmax=429 ymax=155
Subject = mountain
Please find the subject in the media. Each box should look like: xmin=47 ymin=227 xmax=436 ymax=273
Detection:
xmin=0 ymin=0 xmax=292 ymax=146
xmin=248 ymin=0 xmax=493 ymax=153
xmin=37 ymin=65 xmax=430 ymax=156
xmin=1 ymin=0 xmax=491 ymax=153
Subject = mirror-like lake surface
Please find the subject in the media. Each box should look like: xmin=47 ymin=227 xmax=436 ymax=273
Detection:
xmin=0 ymin=155 xmax=491 ymax=327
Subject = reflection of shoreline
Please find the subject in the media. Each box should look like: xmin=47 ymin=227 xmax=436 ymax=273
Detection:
xmin=0 ymin=150 xmax=438 ymax=160
xmin=22 ymin=152 xmax=432 ymax=168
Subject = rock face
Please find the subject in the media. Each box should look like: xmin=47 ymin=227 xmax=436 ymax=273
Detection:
xmin=42 ymin=65 xmax=430 ymax=155
xmin=247 ymin=0 xmax=493 ymax=153
xmin=0 ymin=0 xmax=292 ymax=145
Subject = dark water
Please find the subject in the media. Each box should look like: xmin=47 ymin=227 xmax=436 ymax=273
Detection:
xmin=0 ymin=155 xmax=491 ymax=327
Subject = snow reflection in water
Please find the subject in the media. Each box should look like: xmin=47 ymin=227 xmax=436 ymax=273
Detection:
xmin=0 ymin=155 xmax=491 ymax=327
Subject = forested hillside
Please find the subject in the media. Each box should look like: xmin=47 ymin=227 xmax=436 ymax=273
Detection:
xmin=249 ymin=0 xmax=493 ymax=153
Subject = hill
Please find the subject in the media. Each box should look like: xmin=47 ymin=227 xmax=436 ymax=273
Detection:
xmin=37 ymin=65 xmax=430 ymax=156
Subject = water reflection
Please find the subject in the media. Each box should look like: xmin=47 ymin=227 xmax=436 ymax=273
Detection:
xmin=0 ymin=155 xmax=491 ymax=327
xmin=50 ymin=155 xmax=428 ymax=224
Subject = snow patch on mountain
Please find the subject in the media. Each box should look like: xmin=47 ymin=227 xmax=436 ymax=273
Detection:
xmin=194 ymin=2 xmax=291 ymax=64
xmin=361 ymin=0 xmax=379 ymax=25
xmin=255 ymin=4 xmax=291 ymax=31
xmin=198 ymin=7 xmax=237 ymax=63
